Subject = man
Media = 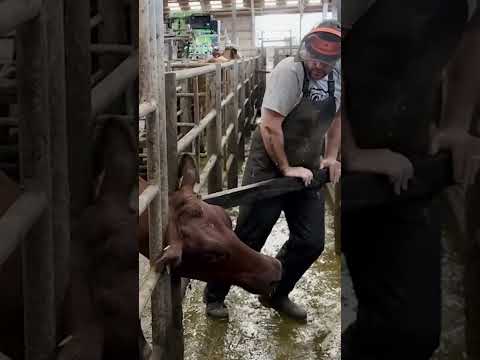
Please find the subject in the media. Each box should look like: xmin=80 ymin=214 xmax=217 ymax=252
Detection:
xmin=432 ymin=7 xmax=480 ymax=359
xmin=341 ymin=0 xmax=477 ymax=359
xmin=204 ymin=21 xmax=342 ymax=321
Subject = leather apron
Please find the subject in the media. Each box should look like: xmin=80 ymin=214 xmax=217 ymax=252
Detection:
xmin=243 ymin=65 xmax=337 ymax=185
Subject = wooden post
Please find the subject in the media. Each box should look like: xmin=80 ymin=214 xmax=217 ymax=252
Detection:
xmin=64 ymin=0 xmax=92 ymax=218
xmin=238 ymin=61 xmax=246 ymax=163
xmin=165 ymin=72 xmax=184 ymax=360
xmin=139 ymin=1 xmax=170 ymax=359
xmin=46 ymin=0 xmax=70 ymax=315
xmin=208 ymin=64 xmax=223 ymax=193
xmin=17 ymin=5 xmax=56 ymax=359
xmin=228 ymin=65 xmax=238 ymax=189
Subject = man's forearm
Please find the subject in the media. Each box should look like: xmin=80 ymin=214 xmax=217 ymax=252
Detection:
xmin=324 ymin=111 xmax=341 ymax=160
xmin=260 ymin=123 xmax=290 ymax=172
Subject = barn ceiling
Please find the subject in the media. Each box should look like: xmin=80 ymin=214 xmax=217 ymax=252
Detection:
xmin=164 ymin=0 xmax=332 ymax=15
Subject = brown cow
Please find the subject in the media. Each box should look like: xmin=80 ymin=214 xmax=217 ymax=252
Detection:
xmin=138 ymin=154 xmax=282 ymax=296
xmin=57 ymin=117 xmax=140 ymax=360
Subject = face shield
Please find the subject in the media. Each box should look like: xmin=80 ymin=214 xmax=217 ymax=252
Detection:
xmin=295 ymin=25 xmax=341 ymax=67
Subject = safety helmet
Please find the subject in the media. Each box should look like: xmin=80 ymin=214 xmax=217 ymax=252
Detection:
xmin=296 ymin=20 xmax=341 ymax=65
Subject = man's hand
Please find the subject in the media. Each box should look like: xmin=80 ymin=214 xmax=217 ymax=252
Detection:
xmin=345 ymin=148 xmax=414 ymax=195
xmin=430 ymin=127 xmax=480 ymax=186
xmin=281 ymin=166 xmax=314 ymax=186
xmin=320 ymin=157 xmax=341 ymax=184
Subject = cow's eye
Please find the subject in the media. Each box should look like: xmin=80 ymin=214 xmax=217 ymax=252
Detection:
xmin=204 ymin=251 xmax=227 ymax=263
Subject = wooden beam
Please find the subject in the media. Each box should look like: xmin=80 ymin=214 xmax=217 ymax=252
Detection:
xmin=46 ymin=0 xmax=71 ymax=315
xmin=64 ymin=0 xmax=92 ymax=217
xmin=208 ymin=64 xmax=223 ymax=193
xmin=17 ymin=4 xmax=56 ymax=357
xmin=202 ymin=168 xmax=329 ymax=208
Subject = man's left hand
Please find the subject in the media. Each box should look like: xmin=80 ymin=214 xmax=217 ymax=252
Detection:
xmin=430 ymin=127 xmax=480 ymax=186
xmin=320 ymin=157 xmax=341 ymax=184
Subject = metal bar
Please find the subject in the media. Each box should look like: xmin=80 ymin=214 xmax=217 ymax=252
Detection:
xmin=177 ymin=109 xmax=216 ymax=153
xmin=138 ymin=184 xmax=159 ymax=216
xmin=221 ymin=123 xmax=234 ymax=152
xmin=0 ymin=0 xmax=42 ymax=35
xmin=0 ymin=192 xmax=47 ymax=265
xmin=91 ymin=52 xmax=138 ymax=118
xmin=177 ymin=122 xmax=195 ymax=127
xmin=173 ymin=65 xmax=216 ymax=81
xmin=221 ymin=92 xmax=234 ymax=109
xmin=177 ymin=92 xmax=206 ymax=97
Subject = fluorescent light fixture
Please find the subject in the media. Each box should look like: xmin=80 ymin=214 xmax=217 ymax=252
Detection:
xmin=210 ymin=0 xmax=222 ymax=4
xmin=189 ymin=1 xmax=201 ymax=5
xmin=308 ymin=0 xmax=321 ymax=3
xmin=191 ymin=5 xmax=202 ymax=9
xmin=286 ymin=0 xmax=297 ymax=4
xmin=264 ymin=0 xmax=276 ymax=6
xmin=168 ymin=3 xmax=180 ymax=7
xmin=236 ymin=1 xmax=244 ymax=7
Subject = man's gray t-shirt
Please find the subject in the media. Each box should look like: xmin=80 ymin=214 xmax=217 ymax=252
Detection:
xmin=262 ymin=57 xmax=341 ymax=117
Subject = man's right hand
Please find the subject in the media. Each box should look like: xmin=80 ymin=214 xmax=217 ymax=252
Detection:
xmin=345 ymin=148 xmax=414 ymax=195
xmin=281 ymin=166 xmax=314 ymax=186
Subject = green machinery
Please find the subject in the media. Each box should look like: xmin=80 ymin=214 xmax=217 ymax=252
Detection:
xmin=167 ymin=13 xmax=221 ymax=59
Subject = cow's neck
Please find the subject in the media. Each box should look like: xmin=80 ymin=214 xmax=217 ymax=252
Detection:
xmin=97 ymin=173 xmax=134 ymax=207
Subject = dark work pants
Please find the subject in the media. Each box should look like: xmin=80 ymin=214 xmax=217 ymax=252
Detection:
xmin=205 ymin=188 xmax=325 ymax=303
xmin=341 ymin=199 xmax=442 ymax=360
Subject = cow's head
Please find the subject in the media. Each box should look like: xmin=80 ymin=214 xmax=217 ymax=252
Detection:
xmin=154 ymin=154 xmax=282 ymax=296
